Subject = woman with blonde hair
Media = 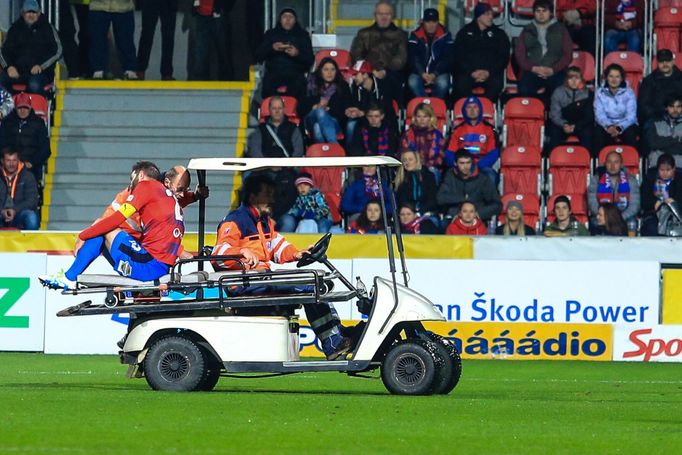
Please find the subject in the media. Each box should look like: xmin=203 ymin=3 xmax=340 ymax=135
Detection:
xmin=393 ymin=150 xmax=438 ymax=215
xmin=495 ymin=200 xmax=536 ymax=236
xmin=398 ymin=102 xmax=445 ymax=181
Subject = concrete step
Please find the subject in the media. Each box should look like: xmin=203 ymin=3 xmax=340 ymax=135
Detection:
xmin=61 ymin=91 xmax=245 ymax=112
xmin=53 ymin=157 xmax=184 ymax=174
xmin=56 ymin=140 xmax=238 ymax=158
xmin=59 ymin=110 xmax=242 ymax=129
xmin=49 ymin=172 xmax=238 ymax=186
xmin=57 ymin=126 xmax=241 ymax=139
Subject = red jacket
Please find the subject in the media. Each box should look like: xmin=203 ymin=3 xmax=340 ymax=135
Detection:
xmin=445 ymin=217 xmax=487 ymax=236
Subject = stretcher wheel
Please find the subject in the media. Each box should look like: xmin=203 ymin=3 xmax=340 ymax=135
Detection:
xmin=104 ymin=293 xmax=119 ymax=308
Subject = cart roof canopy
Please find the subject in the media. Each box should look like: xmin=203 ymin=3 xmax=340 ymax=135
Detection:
xmin=188 ymin=156 xmax=402 ymax=172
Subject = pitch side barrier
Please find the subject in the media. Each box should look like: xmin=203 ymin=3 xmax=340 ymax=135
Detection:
xmin=1 ymin=234 xmax=681 ymax=362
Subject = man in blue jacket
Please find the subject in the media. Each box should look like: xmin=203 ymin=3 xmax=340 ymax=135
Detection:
xmin=407 ymin=8 xmax=454 ymax=100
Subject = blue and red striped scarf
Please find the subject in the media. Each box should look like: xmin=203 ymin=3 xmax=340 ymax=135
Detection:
xmin=597 ymin=170 xmax=630 ymax=210
xmin=361 ymin=126 xmax=391 ymax=156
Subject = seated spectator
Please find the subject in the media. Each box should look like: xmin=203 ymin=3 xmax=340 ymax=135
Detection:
xmin=278 ymin=172 xmax=332 ymax=234
xmin=588 ymin=150 xmax=640 ymax=225
xmin=544 ymin=195 xmax=590 ymax=236
xmin=547 ymin=66 xmax=594 ymax=152
xmin=347 ymin=199 xmax=385 ymax=234
xmin=255 ymin=7 xmax=313 ymax=99
xmin=347 ymin=104 xmax=399 ymax=157
xmin=0 ymin=146 xmax=39 ymax=230
xmin=398 ymin=203 xmax=439 ymax=234
xmin=89 ymin=0 xmax=137 ymax=79
xmin=300 ymin=57 xmax=352 ymax=144
xmin=514 ymin=0 xmax=573 ymax=100
xmin=393 ymin=150 xmax=438 ymax=215
xmin=495 ymin=200 xmax=536 ymax=236
xmin=452 ymin=2 xmax=509 ymax=102
xmin=604 ymin=0 xmax=643 ymax=55
xmin=447 ymin=96 xmax=499 ymax=183
xmin=247 ymin=96 xmax=304 ymax=158
xmin=407 ymin=8 xmax=453 ymax=100
xmin=445 ymin=201 xmax=487 ymax=235
xmin=341 ymin=165 xmax=392 ymax=222
xmin=350 ymin=1 xmax=408 ymax=105
xmin=346 ymin=62 xmax=397 ymax=141
xmin=0 ymin=86 xmax=15 ymax=121
xmin=593 ymin=202 xmax=628 ymax=236
xmin=644 ymin=95 xmax=682 ymax=168
xmin=0 ymin=93 xmax=51 ymax=183
xmin=640 ymin=153 xmax=682 ymax=236
xmin=556 ymin=0 xmax=596 ymax=56
xmin=399 ymin=103 xmax=445 ymax=181
xmin=437 ymin=149 xmax=501 ymax=222
xmin=0 ymin=0 xmax=62 ymax=94
xmin=638 ymin=49 xmax=682 ymax=128
xmin=593 ymin=63 xmax=638 ymax=155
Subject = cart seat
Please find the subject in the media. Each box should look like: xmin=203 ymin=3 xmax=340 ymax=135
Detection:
xmin=77 ymin=272 xmax=210 ymax=287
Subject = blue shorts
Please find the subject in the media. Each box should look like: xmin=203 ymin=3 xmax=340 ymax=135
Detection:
xmin=109 ymin=231 xmax=170 ymax=281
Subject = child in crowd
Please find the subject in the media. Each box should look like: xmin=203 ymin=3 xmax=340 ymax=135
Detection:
xmin=399 ymin=103 xmax=445 ymax=182
xmin=278 ymin=172 xmax=332 ymax=233
xmin=445 ymin=201 xmax=487 ymax=235
xmin=347 ymin=199 xmax=385 ymax=234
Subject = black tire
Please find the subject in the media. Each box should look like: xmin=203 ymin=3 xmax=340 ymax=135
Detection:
xmin=423 ymin=332 xmax=462 ymax=394
xmin=196 ymin=347 xmax=222 ymax=392
xmin=381 ymin=340 xmax=440 ymax=395
xmin=143 ymin=336 xmax=206 ymax=392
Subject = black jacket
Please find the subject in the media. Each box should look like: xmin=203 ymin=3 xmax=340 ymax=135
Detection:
xmin=347 ymin=120 xmax=399 ymax=157
xmin=1 ymin=165 xmax=39 ymax=213
xmin=0 ymin=14 xmax=61 ymax=74
xmin=640 ymin=168 xmax=682 ymax=216
xmin=638 ymin=67 xmax=682 ymax=124
xmin=0 ymin=111 xmax=51 ymax=179
xmin=436 ymin=168 xmax=502 ymax=220
xmin=255 ymin=22 xmax=314 ymax=77
xmin=453 ymin=20 xmax=510 ymax=77
xmin=396 ymin=168 xmax=438 ymax=214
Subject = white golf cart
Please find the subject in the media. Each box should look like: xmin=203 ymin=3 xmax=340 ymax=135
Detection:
xmin=56 ymin=156 xmax=461 ymax=395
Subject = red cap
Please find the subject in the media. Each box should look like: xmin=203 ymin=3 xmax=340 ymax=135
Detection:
xmin=15 ymin=93 xmax=31 ymax=108
xmin=350 ymin=60 xmax=373 ymax=75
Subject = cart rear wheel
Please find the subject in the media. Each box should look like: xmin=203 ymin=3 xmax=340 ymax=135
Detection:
xmin=423 ymin=332 xmax=462 ymax=394
xmin=143 ymin=336 xmax=206 ymax=392
xmin=381 ymin=340 xmax=440 ymax=395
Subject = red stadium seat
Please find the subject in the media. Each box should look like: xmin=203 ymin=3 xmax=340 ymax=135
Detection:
xmin=510 ymin=0 xmax=535 ymax=18
xmin=569 ymin=50 xmax=596 ymax=84
xmin=547 ymin=145 xmax=591 ymax=196
xmin=654 ymin=7 xmax=682 ymax=53
xmin=303 ymin=143 xmax=346 ymax=224
xmin=546 ymin=193 xmax=589 ymax=224
xmin=14 ymin=93 xmax=49 ymax=124
xmin=502 ymin=97 xmax=545 ymax=148
xmin=499 ymin=146 xmax=542 ymax=196
xmin=452 ymin=96 xmax=496 ymax=126
xmin=603 ymin=52 xmax=644 ymax=96
xmin=659 ymin=0 xmax=682 ymax=6
xmin=464 ymin=0 xmax=504 ymax=18
xmin=259 ymin=96 xmax=300 ymax=126
xmin=499 ymin=193 xmax=540 ymax=230
xmin=315 ymin=48 xmax=352 ymax=72
xmin=405 ymin=97 xmax=448 ymax=134
xmin=597 ymin=145 xmax=641 ymax=180
xmin=505 ymin=61 xmax=519 ymax=94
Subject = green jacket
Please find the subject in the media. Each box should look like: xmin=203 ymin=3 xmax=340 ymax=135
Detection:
xmin=544 ymin=217 xmax=590 ymax=237
xmin=89 ymin=0 xmax=134 ymax=13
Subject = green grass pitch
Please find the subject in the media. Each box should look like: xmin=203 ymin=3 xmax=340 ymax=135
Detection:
xmin=1 ymin=353 xmax=680 ymax=454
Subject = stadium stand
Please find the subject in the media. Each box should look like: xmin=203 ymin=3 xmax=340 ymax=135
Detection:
xmin=547 ymin=145 xmax=592 ymax=197
xmin=502 ymin=97 xmax=545 ymax=148
xmin=499 ymin=193 xmax=541 ymax=230
xmin=302 ymin=143 xmax=346 ymax=224
xmin=546 ymin=193 xmax=589 ymax=224
xmin=452 ymin=96 xmax=496 ymax=126
xmin=499 ymin=145 xmax=543 ymax=196
xmin=569 ymin=50 xmax=596 ymax=84
xmin=314 ymin=48 xmax=353 ymax=79
xmin=597 ymin=145 xmax=642 ymax=181
xmin=259 ymin=96 xmax=300 ymax=125
xmin=653 ymin=7 xmax=682 ymax=53
xmin=404 ymin=96 xmax=448 ymax=134
xmin=603 ymin=51 xmax=644 ymax=95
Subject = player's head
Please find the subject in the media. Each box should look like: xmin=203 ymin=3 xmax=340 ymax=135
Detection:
xmin=130 ymin=161 xmax=160 ymax=190
xmin=242 ymin=173 xmax=276 ymax=217
xmin=164 ymin=165 xmax=191 ymax=199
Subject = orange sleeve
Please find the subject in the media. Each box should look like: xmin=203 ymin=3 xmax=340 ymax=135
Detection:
xmin=211 ymin=220 xmax=246 ymax=268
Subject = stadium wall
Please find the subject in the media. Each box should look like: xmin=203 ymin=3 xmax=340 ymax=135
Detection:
xmin=1 ymin=234 xmax=681 ymax=362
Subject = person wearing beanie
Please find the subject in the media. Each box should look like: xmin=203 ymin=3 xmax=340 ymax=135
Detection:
xmin=495 ymin=200 xmax=536 ymax=236
xmin=407 ymin=8 xmax=454 ymax=99
xmin=255 ymin=7 xmax=314 ymax=99
xmin=350 ymin=1 xmax=408 ymax=105
xmin=447 ymin=95 xmax=499 ymax=183
xmin=278 ymin=172 xmax=333 ymax=233
xmin=452 ymin=2 xmax=510 ymax=102
xmin=514 ymin=0 xmax=573 ymax=101
xmin=0 ymin=0 xmax=62 ymax=94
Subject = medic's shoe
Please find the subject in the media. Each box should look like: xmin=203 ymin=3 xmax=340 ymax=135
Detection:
xmin=326 ymin=337 xmax=353 ymax=361
xmin=38 ymin=270 xmax=76 ymax=291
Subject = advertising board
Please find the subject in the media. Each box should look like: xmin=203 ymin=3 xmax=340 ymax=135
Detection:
xmin=613 ymin=325 xmax=682 ymax=363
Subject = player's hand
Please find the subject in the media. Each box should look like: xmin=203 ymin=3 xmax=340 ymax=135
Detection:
xmin=73 ymin=237 xmax=84 ymax=257
xmin=7 ymin=66 xmax=19 ymax=79
xmin=179 ymin=250 xmax=193 ymax=259
xmin=195 ymin=185 xmax=209 ymax=200
xmin=240 ymin=248 xmax=259 ymax=268
xmin=30 ymin=65 xmax=42 ymax=75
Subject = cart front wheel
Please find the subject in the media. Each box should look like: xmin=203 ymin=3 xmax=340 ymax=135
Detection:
xmin=381 ymin=340 xmax=440 ymax=395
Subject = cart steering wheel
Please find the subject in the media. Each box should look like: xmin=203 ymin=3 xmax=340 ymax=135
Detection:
xmin=297 ymin=233 xmax=332 ymax=267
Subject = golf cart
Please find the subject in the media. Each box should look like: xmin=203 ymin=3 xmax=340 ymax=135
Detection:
xmin=56 ymin=156 xmax=461 ymax=395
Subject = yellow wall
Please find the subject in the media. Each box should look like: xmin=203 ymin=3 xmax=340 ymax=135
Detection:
xmin=661 ymin=269 xmax=682 ymax=324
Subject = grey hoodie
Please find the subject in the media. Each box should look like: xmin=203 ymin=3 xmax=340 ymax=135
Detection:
xmin=549 ymin=85 xmax=592 ymax=128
